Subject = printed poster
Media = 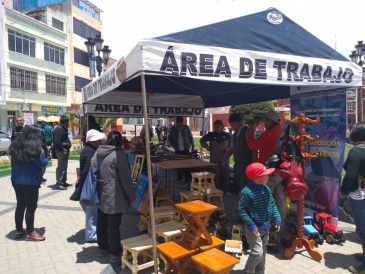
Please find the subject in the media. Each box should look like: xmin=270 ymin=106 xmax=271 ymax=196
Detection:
xmin=290 ymin=89 xmax=346 ymax=217
xmin=23 ymin=112 xmax=34 ymax=126
xmin=131 ymin=174 xmax=148 ymax=210
xmin=137 ymin=177 xmax=160 ymax=216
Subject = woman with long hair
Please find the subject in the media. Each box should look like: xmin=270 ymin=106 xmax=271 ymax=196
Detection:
xmin=9 ymin=125 xmax=49 ymax=241
xmin=93 ymin=131 xmax=135 ymax=263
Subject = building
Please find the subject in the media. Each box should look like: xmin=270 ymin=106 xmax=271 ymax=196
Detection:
xmin=0 ymin=4 xmax=70 ymax=132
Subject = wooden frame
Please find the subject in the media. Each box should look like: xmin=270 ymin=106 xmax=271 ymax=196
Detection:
xmin=131 ymin=154 xmax=145 ymax=182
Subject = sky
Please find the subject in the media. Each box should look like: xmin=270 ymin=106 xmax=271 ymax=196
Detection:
xmin=89 ymin=0 xmax=365 ymax=61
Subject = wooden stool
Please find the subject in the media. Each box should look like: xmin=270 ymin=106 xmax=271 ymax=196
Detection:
xmin=154 ymin=221 xmax=186 ymax=242
xmin=157 ymin=241 xmax=197 ymax=273
xmin=191 ymin=172 xmax=215 ymax=193
xmin=202 ymin=188 xmax=225 ymax=212
xmin=191 ymin=248 xmax=240 ymax=274
xmin=121 ymin=234 xmax=159 ymax=274
xmin=180 ymin=190 xmax=204 ymax=202
xmin=155 ymin=192 xmax=172 ymax=206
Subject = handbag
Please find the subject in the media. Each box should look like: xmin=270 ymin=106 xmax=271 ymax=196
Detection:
xmin=79 ymin=166 xmax=99 ymax=206
xmin=69 ymin=184 xmax=82 ymax=201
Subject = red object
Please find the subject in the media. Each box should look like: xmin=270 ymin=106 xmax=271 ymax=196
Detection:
xmin=312 ymin=212 xmax=346 ymax=243
xmin=245 ymin=163 xmax=275 ymax=180
xmin=246 ymin=125 xmax=282 ymax=164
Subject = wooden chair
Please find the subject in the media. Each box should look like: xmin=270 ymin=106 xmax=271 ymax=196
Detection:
xmin=121 ymin=234 xmax=158 ymax=274
xmin=180 ymin=190 xmax=205 ymax=202
xmin=191 ymin=172 xmax=215 ymax=193
xmin=202 ymin=188 xmax=225 ymax=212
xmin=191 ymin=248 xmax=240 ymax=274
xmin=155 ymin=192 xmax=172 ymax=206
xmin=154 ymin=221 xmax=186 ymax=242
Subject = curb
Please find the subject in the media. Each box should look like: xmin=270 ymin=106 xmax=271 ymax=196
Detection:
xmin=0 ymin=160 xmax=52 ymax=177
xmin=69 ymin=155 xmax=79 ymax=160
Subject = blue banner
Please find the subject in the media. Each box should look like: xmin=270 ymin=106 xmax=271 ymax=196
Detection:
xmin=290 ymin=89 xmax=347 ymax=217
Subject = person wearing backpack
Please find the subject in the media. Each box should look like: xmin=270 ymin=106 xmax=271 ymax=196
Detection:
xmin=93 ymin=131 xmax=136 ymax=263
xmin=341 ymin=123 xmax=365 ymax=274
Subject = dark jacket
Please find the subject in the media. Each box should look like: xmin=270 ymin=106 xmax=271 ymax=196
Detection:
xmin=94 ymin=145 xmax=136 ymax=214
xmin=79 ymin=143 xmax=96 ymax=185
xmin=341 ymin=144 xmax=365 ymax=195
xmin=53 ymin=124 xmax=71 ymax=152
xmin=11 ymin=155 xmax=49 ymax=185
xmin=168 ymin=125 xmax=194 ymax=151
xmin=11 ymin=126 xmax=26 ymax=142
xmin=200 ymin=131 xmax=231 ymax=163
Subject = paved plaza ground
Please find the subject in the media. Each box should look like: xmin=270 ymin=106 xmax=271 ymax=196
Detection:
xmin=0 ymin=160 xmax=362 ymax=274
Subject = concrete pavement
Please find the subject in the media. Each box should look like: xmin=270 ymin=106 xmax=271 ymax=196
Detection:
xmin=0 ymin=159 xmax=362 ymax=274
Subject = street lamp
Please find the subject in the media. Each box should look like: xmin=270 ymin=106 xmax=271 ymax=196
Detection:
xmin=349 ymin=41 xmax=365 ymax=123
xmin=84 ymin=35 xmax=111 ymax=77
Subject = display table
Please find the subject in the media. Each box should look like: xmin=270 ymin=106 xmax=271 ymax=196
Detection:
xmin=175 ymin=200 xmax=217 ymax=250
xmin=154 ymin=159 xmax=216 ymax=200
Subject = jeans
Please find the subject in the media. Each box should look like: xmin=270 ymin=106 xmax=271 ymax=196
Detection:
xmin=97 ymin=209 xmax=122 ymax=256
xmin=12 ymin=183 xmax=39 ymax=233
xmin=56 ymin=150 xmax=69 ymax=183
xmin=267 ymin=173 xmax=286 ymax=225
xmin=80 ymin=203 xmax=98 ymax=242
xmin=175 ymin=150 xmax=190 ymax=181
xmin=243 ymin=225 xmax=269 ymax=274
xmin=212 ymin=162 xmax=230 ymax=193
xmin=350 ymin=198 xmax=365 ymax=266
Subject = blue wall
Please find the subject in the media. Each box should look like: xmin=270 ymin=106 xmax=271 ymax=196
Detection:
xmin=13 ymin=0 xmax=71 ymax=11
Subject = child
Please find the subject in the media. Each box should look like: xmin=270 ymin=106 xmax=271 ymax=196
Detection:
xmin=238 ymin=163 xmax=281 ymax=274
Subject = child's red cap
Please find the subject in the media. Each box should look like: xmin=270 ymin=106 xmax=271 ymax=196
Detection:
xmin=245 ymin=163 xmax=275 ymax=180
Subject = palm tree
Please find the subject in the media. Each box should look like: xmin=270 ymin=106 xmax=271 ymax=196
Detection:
xmin=102 ymin=118 xmax=118 ymax=132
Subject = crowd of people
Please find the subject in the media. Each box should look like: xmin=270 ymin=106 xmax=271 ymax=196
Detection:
xmin=7 ymin=112 xmax=365 ymax=273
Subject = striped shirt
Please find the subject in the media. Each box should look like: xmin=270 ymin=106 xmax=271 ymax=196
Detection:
xmin=238 ymin=181 xmax=281 ymax=232
xmin=349 ymin=189 xmax=365 ymax=200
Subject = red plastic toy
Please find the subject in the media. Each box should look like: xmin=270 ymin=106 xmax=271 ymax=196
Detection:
xmin=312 ymin=212 xmax=346 ymax=244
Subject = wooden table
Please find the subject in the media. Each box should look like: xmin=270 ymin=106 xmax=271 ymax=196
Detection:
xmin=175 ymin=200 xmax=217 ymax=250
xmin=153 ymin=159 xmax=216 ymax=200
xmin=191 ymin=248 xmax=240 ymax=274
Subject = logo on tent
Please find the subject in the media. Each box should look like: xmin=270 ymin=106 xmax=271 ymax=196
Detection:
xmin=267 ymin=11 xmax=283 ymax=25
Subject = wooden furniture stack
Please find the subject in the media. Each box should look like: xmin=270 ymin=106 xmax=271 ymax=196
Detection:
xmin=157 ymin=200 xmax=239 ymax=273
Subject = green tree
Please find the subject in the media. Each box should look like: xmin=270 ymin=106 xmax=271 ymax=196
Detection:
xmin=229 ymin=101 xmax=275 ymax=125
xmin=102 ymin=118 xmax=118 ymax=131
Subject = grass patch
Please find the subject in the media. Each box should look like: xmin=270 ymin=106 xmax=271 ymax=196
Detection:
xmin=0 ymin=159 xmax=11 ymax=169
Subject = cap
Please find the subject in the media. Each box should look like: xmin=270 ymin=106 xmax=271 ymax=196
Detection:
xmin=86 ymin=129 xmax=105 ymax=143
xmin=265 ymin=111 xmax=280 ymax=123
xmin=245 ymin=163 xmax=275 ymax=180
xmin=37 ymin=116 xmax=48 ymax=122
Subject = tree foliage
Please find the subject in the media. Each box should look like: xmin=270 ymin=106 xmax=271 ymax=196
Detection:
xmin=229 ymin=101 xmax=275 ymax=125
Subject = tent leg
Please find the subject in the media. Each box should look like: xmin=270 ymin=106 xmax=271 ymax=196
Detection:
xmin=141 ymin=73 xmax=158 ymax=273
xmin=199 ymin=109 xmax=206 ymax=160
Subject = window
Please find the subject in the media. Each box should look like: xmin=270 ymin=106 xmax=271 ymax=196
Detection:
xmin=46 ymin=75 xmax=66 ymax=95
xmin=52 ymin=18 xmax=64 ymax=31
xmin=123 ymin=118 xmax=143 ymax=125
xmin=75 ymin=76 xmax=91 ymax=91
xmin=74 ymin=48 xmax=89 ymax=66
xmin=44 ymin=42 xmax=64 ymax=65
xmin=73 ymin=18 xmax=100 ymax=39
xmin=8 ymin=29 xmax=35 ymax=57
xmin=10 ymin=67 xmax=37 ymax=91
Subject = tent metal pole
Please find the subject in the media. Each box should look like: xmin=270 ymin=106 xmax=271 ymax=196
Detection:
xmin=141 ymin=72 xmax=158 ymax=273
xmin=200 ymin=108 xmax=206 ymax=159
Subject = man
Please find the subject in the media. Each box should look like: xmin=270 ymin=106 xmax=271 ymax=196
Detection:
xmin=88 ymin=115 xmax=102 ymax=132
xmin=168 ymin=116 xmax=194 ymax=181
xmin=37 ymin=116 xmax=49 ymax=183
xmin=200 ymin=120 xmax=231 ymax=196
xmin=140 ymin=119 xmax=154 ymax=142
xmin=223 ymin=113 xmax=253 ymax=193
xmin=53 ymin=116 xmax=71 ymax=190
xmin=11 ymin=116 xmax=26 ymax=142
xmin=43 ymin=122 xmax=54 ymax=147
xmin=246 ymin=110 xmax=286 ymax=226
xmin=155 ymin=121 xmax=162 ymax=142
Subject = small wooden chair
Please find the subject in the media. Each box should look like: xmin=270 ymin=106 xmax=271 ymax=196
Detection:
xmin=153 ymin=220 xmax=186 ymax=242
xmin=191 ymin=172 xmax=215 ymax=193
xmin=180 ymin=190 xmax=205 ymax=202
xmin=191 ymin=248 xmax=239 ymax=274
xmin=202 ymin=188 xmax=225 ymax=212
xmin=155 ymin=192 xmax=172 ymax=206
xmin=121 ymin=234 xmax=158 ymax=274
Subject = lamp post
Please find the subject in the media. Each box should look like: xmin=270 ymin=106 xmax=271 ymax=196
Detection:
xmin=84 ymin=35 xmax=111 ymax=77
xmin=349 ymin=41 xmax=364 ymax=123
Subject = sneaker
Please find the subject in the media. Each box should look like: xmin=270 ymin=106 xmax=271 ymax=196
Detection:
xmin=62 ymin=182 xmax=71 ymax=187
xmin=56 ymin=184 xmax=67 ymax=190
xmin=98 ymin=249 xmax=109 ymax=258
xmin=26 ymin=231 xmax=45 ymax=241
xmin=355 ymin=253 xmax=364 ymax=262
xmin=224 ymin=192 xmax=231 ymax=197
xmin=349 ymin=265 xmax=365 ymax=273
xmin=42 ymin=178 xmax=47 ymax=182
xmin=110 ymin=254 xmax=121 ymax=263
xmin=14 ymin=229 xmax=25 ymax=239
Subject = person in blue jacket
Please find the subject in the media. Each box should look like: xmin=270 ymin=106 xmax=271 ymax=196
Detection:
xmin=9 ymin=125 xmax=49 ymax=241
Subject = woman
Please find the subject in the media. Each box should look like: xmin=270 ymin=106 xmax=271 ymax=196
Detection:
xmin=77 ymin=129 xmax=105 ymax=242
xmin=9 ymin=125 xmax=49 ymax=241
xmin=94 ymin=131 xmax=136 ymax=263
xmin=341 ymin=122 xmax=365 ymax=274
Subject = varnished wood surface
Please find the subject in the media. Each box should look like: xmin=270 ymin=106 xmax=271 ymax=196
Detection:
xmin=156 ymin=241 xmax=196 ymax=260
xmin=175 ymin=200 xmax=217 ymax=214
xmin=191 ymin=248 xmax=240 ymax=272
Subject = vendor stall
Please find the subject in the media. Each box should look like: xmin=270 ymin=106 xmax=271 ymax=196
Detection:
xmin=81 ymin=8 xmax=361 ymax=272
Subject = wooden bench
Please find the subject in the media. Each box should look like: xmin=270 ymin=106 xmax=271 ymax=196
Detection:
xmin=191 ymin=248 xmax=240 ymax=274
xmin=202 ymin=188 xmax=225 ymax=212
xmin=180 ymin=190 xmax=205 ymax=202
xmin=121 ymin=234 xmax=158 ymax=274
xmin=191 ymin=172 xmax=215 ymax=193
